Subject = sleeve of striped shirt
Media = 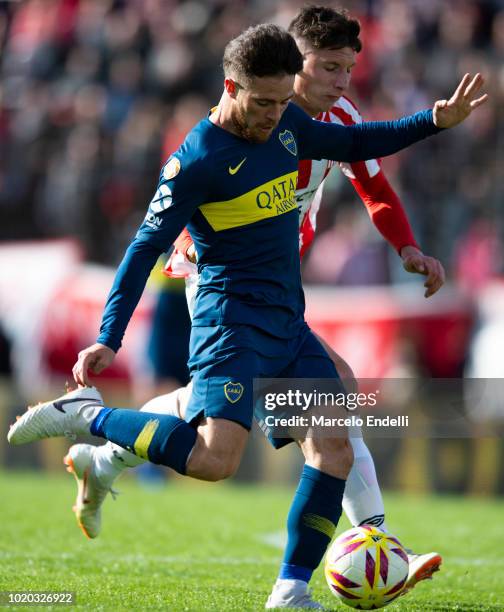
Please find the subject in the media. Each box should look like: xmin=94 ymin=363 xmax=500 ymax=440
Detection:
xmin=334 ymin=99 xmax=420 ymax=254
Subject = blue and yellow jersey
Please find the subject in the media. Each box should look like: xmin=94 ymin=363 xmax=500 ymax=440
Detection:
xmin=98 ymin=103 xmax=439 ymax=350
xmin=137 ymin=104 xmax=307 ymax=338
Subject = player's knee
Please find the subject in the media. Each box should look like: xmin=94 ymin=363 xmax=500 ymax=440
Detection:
xmin=186 ymin=442 xmax=242 ymax=482
xmin=188 ymin=417 xmax=248 ymax=481
xmin=206 ymin=454 xmax=241 ymax=481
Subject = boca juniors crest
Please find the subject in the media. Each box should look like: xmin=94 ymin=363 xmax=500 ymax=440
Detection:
xmin=279 ymin=130 xmax=297 ymax=156
xmin=224 ymin=381 xmax=244 ymax=403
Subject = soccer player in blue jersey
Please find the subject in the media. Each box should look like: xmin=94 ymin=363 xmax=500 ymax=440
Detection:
xmin=9 ymin=23 xmax=487 ymax=609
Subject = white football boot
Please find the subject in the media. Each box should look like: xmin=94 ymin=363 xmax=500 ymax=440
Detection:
xmin=8 ymin=387 xmax=104 ymax=445
xmin=404 ymin=550 xmax=442 ymax=593
xmin=266 ymin=579 xmax=325 ymax=609
xmin=64 ymin=443 xmax=117 ymax=539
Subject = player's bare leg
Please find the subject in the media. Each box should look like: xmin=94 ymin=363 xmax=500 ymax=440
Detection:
xmin=298 ymin=432 xmax=354 ymax=480
xmin=185 ymin=417 xmax=248 ymax=481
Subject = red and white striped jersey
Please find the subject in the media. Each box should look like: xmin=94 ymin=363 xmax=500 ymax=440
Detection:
xmin=166 ymin=96 xmax=418 ymax=278
xmin=297 ymin=95 xmax=382 ymax=256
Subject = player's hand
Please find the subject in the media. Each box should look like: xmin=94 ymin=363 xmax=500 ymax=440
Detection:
xmin=72 ymin=343 xmax=116 ymax=387
xmin=400 ymin=245 xmax=446 ymax=298
xmin=433 ymin=73 xmax=488 ymax=128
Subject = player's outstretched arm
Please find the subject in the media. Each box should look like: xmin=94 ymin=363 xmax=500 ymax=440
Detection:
xmin=294 ymin=72 xmax=488 ymax=163
xmin=432 ymin=73 xmax=488 ymax=128
xmin=73 ymin=343 xmax=116 ymax=387
xmin=400 ymin=245 xmax=446 ymax=298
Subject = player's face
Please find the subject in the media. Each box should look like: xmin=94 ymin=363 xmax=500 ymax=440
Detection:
xmin=294 ymin=45 xmax=357 ymax=116
xmin=232 ymin=74 xmax=295 ymax=143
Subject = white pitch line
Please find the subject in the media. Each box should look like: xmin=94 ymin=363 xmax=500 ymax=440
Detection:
xmin=0 ymin=551 xmax=278 ymax=565
xmin=119 ymin=553 xmax=279 ymax=566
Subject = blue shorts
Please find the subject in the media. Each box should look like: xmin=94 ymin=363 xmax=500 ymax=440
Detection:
xmin=185 ymin=323 xmax=342 ymax=448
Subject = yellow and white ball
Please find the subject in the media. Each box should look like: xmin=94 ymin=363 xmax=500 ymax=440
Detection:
xmin=325 ymin=525 xmax=409 ymax=609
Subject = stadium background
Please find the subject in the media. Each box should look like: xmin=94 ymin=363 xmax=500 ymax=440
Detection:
xmin=0 ymin=0 xmax=503 ymax=498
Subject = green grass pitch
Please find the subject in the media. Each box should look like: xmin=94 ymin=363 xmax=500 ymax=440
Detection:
xmin=1 ymin=471 xmax=503 ymax=611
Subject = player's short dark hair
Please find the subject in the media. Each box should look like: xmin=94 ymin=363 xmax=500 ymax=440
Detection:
xmin=288 ymin=5 xmax=362 ymax=53
xmin=223 ymin=24 xmax=303 ymax=84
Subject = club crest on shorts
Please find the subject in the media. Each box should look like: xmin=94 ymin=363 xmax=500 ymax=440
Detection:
xmin=279 ymin=130 xmax=297 ymax=156
xmin=224 ymin=381 xmax=244 ymax=403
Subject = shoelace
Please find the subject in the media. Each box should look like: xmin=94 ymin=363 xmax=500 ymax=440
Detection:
xmin=83 ymin=484 xmax=119 ymax=506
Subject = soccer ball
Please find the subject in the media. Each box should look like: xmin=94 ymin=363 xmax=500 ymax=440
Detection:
xmin=324 ymin=525 xmax=409 ymax=609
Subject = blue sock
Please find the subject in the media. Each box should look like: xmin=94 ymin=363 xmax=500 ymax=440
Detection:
xmin=279 ymin=464 xmax=345 ymax=583
xmin=91 ymin=408 xmax=196 ymax=475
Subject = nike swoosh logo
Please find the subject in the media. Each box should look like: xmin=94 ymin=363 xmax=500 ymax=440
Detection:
xmin=53 ymin=399 xmax=101 ymax=414
xmin=228 ymin=157 xmax=247 ymax=175
xmin=53 ymin=398 xmax=75 ymax=413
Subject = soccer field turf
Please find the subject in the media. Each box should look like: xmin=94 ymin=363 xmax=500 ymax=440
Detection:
xmin=1 ymin=472 xmax=503 ymax=611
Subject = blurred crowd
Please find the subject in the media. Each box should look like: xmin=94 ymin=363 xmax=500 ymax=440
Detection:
xmin=0 ymin=0 xmax=502 ymax=286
